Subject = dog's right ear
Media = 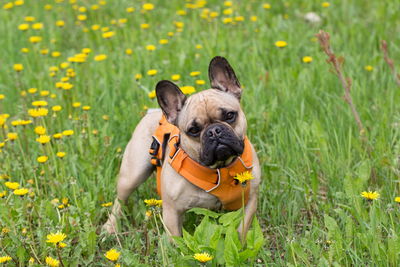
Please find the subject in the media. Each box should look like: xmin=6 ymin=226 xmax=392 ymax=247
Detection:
xmin=156 ymin=80 xmax=187 ymax=125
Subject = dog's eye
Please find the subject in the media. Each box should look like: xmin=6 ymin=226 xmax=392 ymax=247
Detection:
xmin=224 ymin=111 xmax=237 ymax=123
xmin=187 ymin=126 xmax=201 ymax=137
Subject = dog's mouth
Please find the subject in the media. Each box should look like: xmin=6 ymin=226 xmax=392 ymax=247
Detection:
xmin=200 ymin=141 xmax=244 ymax=168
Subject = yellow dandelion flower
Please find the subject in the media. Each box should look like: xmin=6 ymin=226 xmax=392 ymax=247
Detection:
xmin=145 ymin=210 xmax=152 ymax=217
xmin=40 ymin=90 xmax=50 ymax=96
xmin=142 ymin=3 xmax=154 ymax=11
xmin=62 ymin=130 xmax=74 ymax=136
xmin=104 ymin=248 xmax=120 ymax=262
xmin=135 ymin=73 xmax=142 ymax=80
xmin=28 ymin=108 xmax=48 ymax=117
xmin=18 ymin=23 xmax=29 ymax=30
xmin=29 ymin=36 xmax=42 ymax=43
xmin=146 ymin=45 xmax=156 ymax=51
xmin=0 ymin=191 xmax=7 ymax=198
xmin=53 ymin=133 xmax=63 ymax=139
xmin=52 ymin=106 xmax=62 ymax=112
xmin=102 ymin=31 xmax=115 ymax=39
xmin=302 ymin=56 xmax=313 ymax=63
xmin=147 ymin=69 xmax=157 ymax=76
xmin=263 ymin=3 xmax=271 ymax=9
xmin=126 ymin=7 xmax=135 ymax=13
xmin=2 ymin=227 xmax=10 ymax=234
xmin=171 ymin=74 xmax=181 ymax=81
xmin=234 ymin=171 xmax=254 ymax=184
xmin=46 ymin=232 xmax=67 ymax=244
xmin=32 ymin=23 xmax=43 ymax=30
xmin=148 ymin=90 xmax=156 ymax=99
xmin=144 ymin=198 xmax=162 ymax=207
xmin=82 ymin=105 xmax=91 ymax=111
xmin=94 ymin=54 xmax=107 ymax=61
xmin=72 ymin=102 xmax=81 ymax=108
xmin=195 ymin=80 xmax=206 ymax=85
xmin=62 ymin=83 xmax=73 ymax=90
xmin=3 ymin=2 xmax=13 ymax=10
xmin=36 ymin=135 xmax=51 ymax=144
xmin=32 ymin=100 xmax=48 ymax=107
xmin=190 ymin=71 xmax=201 ymax=77
xmin=102 ymin=115 xmax=109 ymax=121
xmin=56 ymin=20 xmax=65 ymax=27
xmin=364 ymin=65 xmax=373 ymax=72
xmin=37 ymin=156 xmax=48 ymax=163
xmin=56 ymin=152 xmax=66 ymax=158
xmin=361 ymin=191 xmax=380 ymax=201
xmin=45 ymin=256 xmax=60 ymax=267
xmin=44 ymin=4 xmax=52 ymax=10
xmin=275 ymin=41 xmax=287 ymax=48
xmin=193 ymin=252 xmax=213 ymax=263
xmin=24 ymin=16 xmax=35 ymax=22
xmin=159 ymin=39 xmax=168 ymax=45
xmin=140 ymin=23 xmax=150 ymax=29
xmin=35 ymin=126 xmax=46 ymax=135
xmin=13 ymin=64 xmax=24 ymax=72
xmin=394 ymin=197 xmax=400 ymax=203
xmin=180 ymin=86 xmax=196 ymax=95
xmin=101 ymin=202 xmax=113 ymax=207
xmin=5 ymin=181 xmax=20 ymax=190
xmin=177 ymin=9 xmax=186 ymax=15
xmin=322 ymin=2 xmax=330 ymax=8
xmin=7 ymin=132 xmax=18 ymax=141
xmin=125 ymin=48 xmax=133 ymax=55
xmin=0 ymin=256 xmax=12 ymax=263
xmin=14 ymin=188 xmax=29 ymax=196
xmin=77 ymin=14 xmax=87 ymax=21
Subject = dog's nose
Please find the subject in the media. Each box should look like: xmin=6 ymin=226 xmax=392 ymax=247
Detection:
xmin=206 ymin=125 xmax=223 ymax=138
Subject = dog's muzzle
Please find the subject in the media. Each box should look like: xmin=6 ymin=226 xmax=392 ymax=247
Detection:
xmin=200 ymin=123 xmax=244 ymax=167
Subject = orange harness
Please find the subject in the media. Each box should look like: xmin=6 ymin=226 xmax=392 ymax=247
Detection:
xmin=149 ymin=116 xmax=253 ymax=210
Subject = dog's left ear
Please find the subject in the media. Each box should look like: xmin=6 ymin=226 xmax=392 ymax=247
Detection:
xmin=208 ymin=56 xmax=242 ymax=100
xmin=156 ymin=80 xmax=187 ymax=125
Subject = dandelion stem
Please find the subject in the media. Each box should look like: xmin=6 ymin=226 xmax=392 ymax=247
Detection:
xmin=153 ymin=209 xmax=168 ymax=267
xmin=56 ymin=246 xmax=65 ymax=267
xmin=241 ymin=186 xmax=245 ymax=243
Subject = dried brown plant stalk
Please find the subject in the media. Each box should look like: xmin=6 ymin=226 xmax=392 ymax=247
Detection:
xmin=315 ymin=30 xmax=366 ymax=141
xmin=381 ymin=40 xmax=400 ymax=87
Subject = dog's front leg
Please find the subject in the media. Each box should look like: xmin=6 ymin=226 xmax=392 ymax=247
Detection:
xmin=162 ymin=200 xmax=184 ymax=236
xmin=237 ymin=187 xmax=258 ymax=242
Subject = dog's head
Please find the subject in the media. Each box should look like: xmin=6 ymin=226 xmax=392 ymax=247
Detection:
xmin=156 ymin=56 xmax=246 ymax=168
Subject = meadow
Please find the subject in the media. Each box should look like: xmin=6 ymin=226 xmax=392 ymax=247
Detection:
xmin=1 ymin=0 xmax=400 ymax=266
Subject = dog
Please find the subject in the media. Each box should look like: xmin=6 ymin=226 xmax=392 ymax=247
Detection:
xmin=103 ymin=56 xmax=261 ymax=239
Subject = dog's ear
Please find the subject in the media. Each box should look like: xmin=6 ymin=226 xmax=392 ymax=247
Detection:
xmin=208 ymin=56 xmax=242 ymax=100
xmin=156 ymin=80 xmax=187 ymax=125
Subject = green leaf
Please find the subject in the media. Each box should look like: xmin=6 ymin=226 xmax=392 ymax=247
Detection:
xmin=224 ymin=227 xmax=241 ymax=266
xmin=209 ymin=225 xmax=223 ymax=250
xmin=187 ymin=207 xmax=221 ymax=218
xmin=182 ymin=228 xmax=198 ymax=253
xmin=219 ymin=210 xmax=242 ymax=227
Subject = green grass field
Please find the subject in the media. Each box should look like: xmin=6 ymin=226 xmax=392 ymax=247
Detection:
xmin=1 ymin=0 xmax=400 ymax=266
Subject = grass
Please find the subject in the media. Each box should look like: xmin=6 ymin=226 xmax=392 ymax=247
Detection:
xmin=1 ymin=0 xmax=400 ymax=266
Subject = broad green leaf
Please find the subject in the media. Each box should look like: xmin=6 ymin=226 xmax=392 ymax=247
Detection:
xmin=183 ymin=228 xmax=198 ymax=252
xmin=219 ymin=210 xmax=242 ymax=227
xmin=187 ymin=207 xmax=221 ymax=218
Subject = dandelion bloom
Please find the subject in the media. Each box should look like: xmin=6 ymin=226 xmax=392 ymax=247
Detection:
xmin=171 ymin=74 xmax=181 ymax=81
xmin=126 ymin=7 xmax=135 ymax=13
xmin=0 ymin=256 xmax=12 ymax=263
xmin=82 ymin=105 xmax=91 ymax=111
xmin=395 ymin=197 xmax=400 ymax=203
xmin=135 ymin=74 xmax=142 ymax=80
xmin=263 ymin=3 xmax=271 ymax=9
xmin=142 ymin=3 xmax=154 ymax=11
xmin=5 ymin=181 xmax=20 ymax=190
xmin=29 ymin=36 xmax=42 ymax=43
xmin=56 ymin=20 xmax=65 ymax=27
xmin=146 ymin=45 xmax=156 ymax=51
xmin=0 ymin=191 xmax=7 ymax=198
xmin=148 ymin=90 xmax=156 ymax=99
xmin=234 ymin=171 xmax=254 ymax=184
xmin=180 ymin=86 xmax=196 ymax=95
xmin=14 ymin=188 xmax=29 ymax=196
xmin=13 ymin=64 xmax=24 ymax=72
xmin=125 ymin=48 xmax=133 ymax=55
xmin=364 ymin=65 xmax=373 ymax=71
xmin=322 ymin=2 xmax=330 ymax=7
xmin=147 ymin=69 xmax=157 ymax=76
xmin=94 ymin=54 xmax=107 ymax=61
xmin=361 ymin=191 xmax=380 ymax=201
xmin=104 ymin=248 xmax=120 ymax=261
xmin=36 ymin=135 xmax=51 ymax=144
xmin=190 ymin=71 xmax=201 ymax=77
xmin=35 ymin=126 xmax=46 ymax=135
xmin=56 ymin=152 xmax=66 ymax=158
xmin=7 ymin=132 xmax=18 ymax=141
xmin=302 ymin=56 xmax=313 ymax=63
xmin=58 ymin=242 xmax=67 ymax=248
xmin=193 ymin=252 xmax=213 ymax=263
xmin=159 ymin=39 xmax=168 ymax=44
xmin=195 ymin=80 xmax=206 ymax=85
xmin=53 ymin=133 xmax=63 ymax=139
xmin=102 ymin=31 xmax=115 ymax=38
xmin=28 ymin=108 xmax=48 ymax=117
xmin=37 ymin=156 xmax=48 ymax=163
xmin=32 ymin=23 xmax=43 ymax=30
xmin=144 ymin=198 xmax=162 ymax=207
xmin=45 ymin=256 xmax=60 ymax=267
xmin=18 ymin=23 xmax=29 ymax=30
xmin=62 ymin=130 xmax=74 ymax=136
xmin=32 ymin=100 xmax=48 ymax=107
xmin=72 ymin=102 xmax=81 ymax=108
xmin=46 ymin=232 xmax=67 ymax=244
xmin=52 ymin=106 xmax=62 ymax=112
xmin=101 ymin=202 xmax=113 ymax=207
xmin=275 ymin=41 xmax=287 ymax=48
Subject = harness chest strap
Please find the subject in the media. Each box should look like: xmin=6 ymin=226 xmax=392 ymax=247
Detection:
xmin=150 ymin=116 xmax=253 ymax=211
